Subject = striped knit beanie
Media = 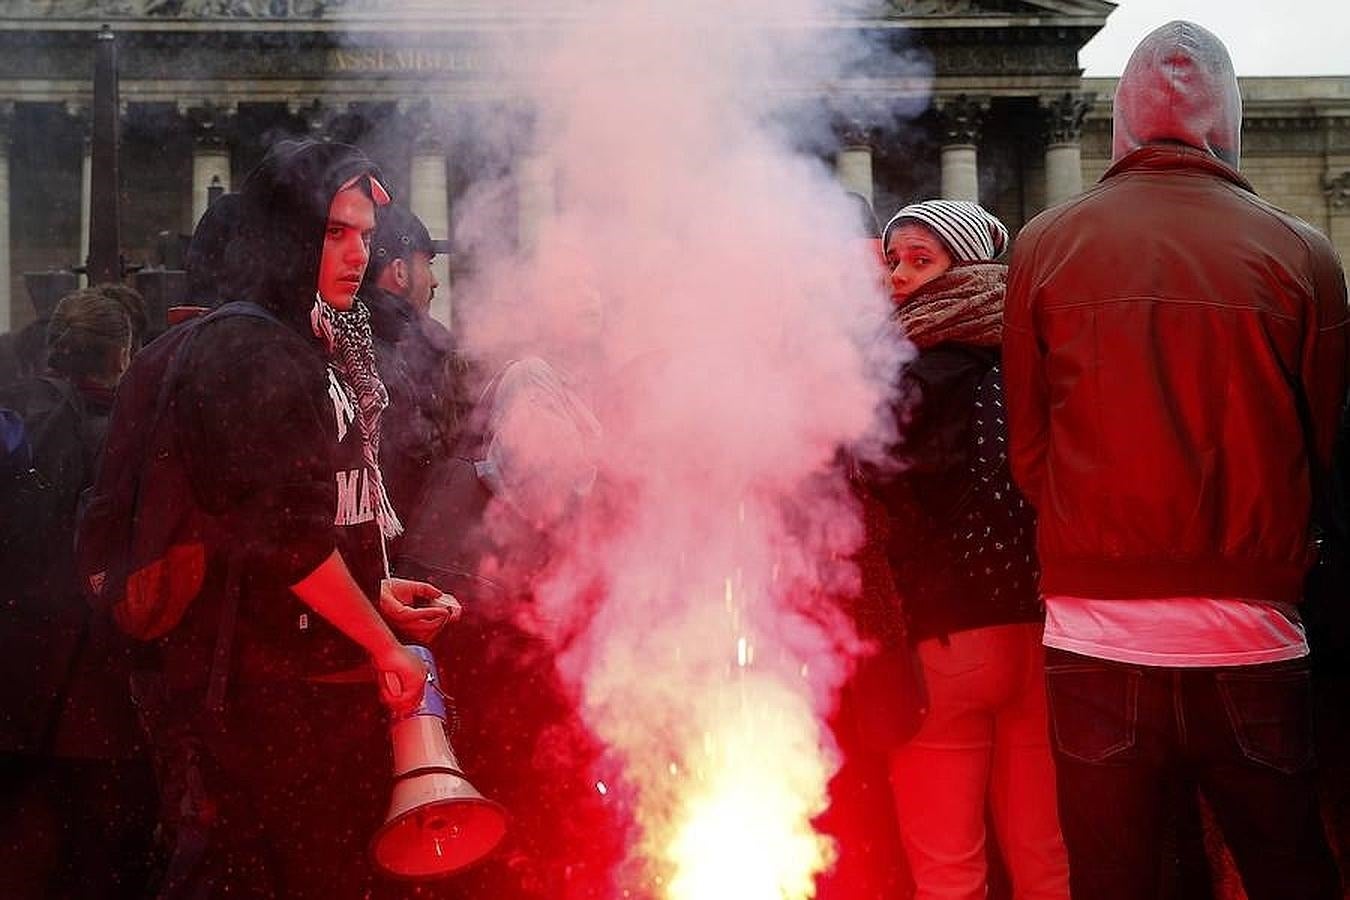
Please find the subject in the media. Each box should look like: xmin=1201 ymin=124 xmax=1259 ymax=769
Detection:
xmin=881 ymin=200 xmax=1010 ymax=263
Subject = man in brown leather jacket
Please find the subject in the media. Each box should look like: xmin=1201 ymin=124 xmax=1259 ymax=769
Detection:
xmin=1004 ymin=21 xmax=1348 ymax=900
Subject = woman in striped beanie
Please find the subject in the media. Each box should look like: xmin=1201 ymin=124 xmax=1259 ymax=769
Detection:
xmin=882 ymin=198 xmax=1009 ymax=343
xmin=864 ymin=199 xmax=1071 ymax=899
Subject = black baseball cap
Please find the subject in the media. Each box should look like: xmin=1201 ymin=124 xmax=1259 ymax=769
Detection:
xmin=368 ymin=203 xmax=451 ymax=276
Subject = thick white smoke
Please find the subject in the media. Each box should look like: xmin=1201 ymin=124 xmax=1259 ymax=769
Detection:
xmin=446 ymin=1 xmax=920 ymax=895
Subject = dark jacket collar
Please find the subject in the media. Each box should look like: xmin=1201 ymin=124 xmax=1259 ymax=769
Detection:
xmin=362 ymin=285 xmax=416 ymax=345
xmin=1101 ymin=144 xmax=1255 ymax=194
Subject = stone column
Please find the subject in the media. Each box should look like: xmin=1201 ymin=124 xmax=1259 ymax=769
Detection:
xmin=936 ymin=95 xmax=988 ymax=203
xmin=409 ymin=120 xmax=453 ymax=328
xmin=1041 ymin=92 xmax=1092 ymax=208
xmin=517 ymin=151 xmax=555 ymax=254
xmin=81 ymin=135 xmax=93 ymax=276
xmin=183 ymin=102 xmax=236 ymax=231
xmin=835 ymin=124 xmax=874 ymax=208
xmin=0 ymin=103 xmax=13 ymax=331
xmin=65 ymin=102 xmax=93 ymax=274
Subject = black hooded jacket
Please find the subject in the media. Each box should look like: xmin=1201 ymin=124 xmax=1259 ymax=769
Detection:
xmin=165 ymin=141 xmax=391 ymax=683
xmin=363 ymin=284 xmax=458 ymax=531
xmin=185 ymin=192 xmax=241 ymax=309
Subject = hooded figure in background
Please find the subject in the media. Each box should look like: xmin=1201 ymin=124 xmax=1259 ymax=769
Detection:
xmin=135 ymin=139 xmax=451 ymax=898
xmin=183 ymin=191 xmax=242 ymax=311
xmin=1003 ymin=21 xmax=1347 ymax=900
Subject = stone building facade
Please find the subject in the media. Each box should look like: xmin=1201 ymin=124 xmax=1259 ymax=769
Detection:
xmin=0 ymin=0 xmax=1344 ymax=331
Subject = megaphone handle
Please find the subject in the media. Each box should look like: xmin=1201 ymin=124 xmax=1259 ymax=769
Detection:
xmin=425 ymin=679 xmax=460 ymax=735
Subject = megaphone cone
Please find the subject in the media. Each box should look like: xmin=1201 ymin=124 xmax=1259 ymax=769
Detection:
xmin=371 ymin=647 xmax=508 ymax=879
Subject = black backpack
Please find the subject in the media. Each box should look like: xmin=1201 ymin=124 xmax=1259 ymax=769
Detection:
xmin=76 ymin=302 xmax=278 ymax=640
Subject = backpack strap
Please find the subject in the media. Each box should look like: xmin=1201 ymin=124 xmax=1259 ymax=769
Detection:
xmin=203 ymin=558 xmax=240 ymax=715
xmin=152 ymin=302 xmax=281 ymax=435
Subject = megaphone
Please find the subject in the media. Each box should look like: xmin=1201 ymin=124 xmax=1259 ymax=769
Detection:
xmin=371 ymin=645 xmax=508 ymax=879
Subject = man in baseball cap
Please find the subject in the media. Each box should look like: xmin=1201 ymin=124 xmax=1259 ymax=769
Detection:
xmin=360 ymin=204 xmax=462 ymax=538
xmin=367 ymin=203 xmax=450 ymax=315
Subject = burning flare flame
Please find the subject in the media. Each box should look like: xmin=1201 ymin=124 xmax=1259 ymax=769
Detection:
xmin=656 ymin=637 xmax=837 ymax=900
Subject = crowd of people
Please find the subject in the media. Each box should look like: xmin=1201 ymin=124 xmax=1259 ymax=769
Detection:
xmin=0 ymin=19 xmax=1346 ymax=900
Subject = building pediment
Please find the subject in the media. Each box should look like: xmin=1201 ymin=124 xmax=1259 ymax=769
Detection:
xmin=6 ymin=0 xmax=1117 ymax=23
xmin=9 ymin=1 xmax=378 ymax=19
xmin=883 ymin=1 xmax=1115 ymax=18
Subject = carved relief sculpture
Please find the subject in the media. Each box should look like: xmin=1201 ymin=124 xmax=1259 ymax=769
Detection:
xmin=1325 ymin=171 xmax=1350 ymax=212
xmin=936 ymin=94 xmax=990 ymax=146
xmin=1041 ymin=92 xmax=1093 ymax=146
xmin=19 ymin=0 xmax=356 ymax=17
xmin=888 ymin=0 xmax=978 ymax=14
xmin=181 ymin=101 xmax=238 ymax=149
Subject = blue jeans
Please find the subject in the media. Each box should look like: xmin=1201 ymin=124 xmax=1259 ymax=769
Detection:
xmin=1044 ymin=649 xmax=1341 ymax=900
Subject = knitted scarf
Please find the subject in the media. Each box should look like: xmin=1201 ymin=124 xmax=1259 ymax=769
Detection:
xmin=310 ymin=296 xmax=404 ymax=539
xmin=892 ymin=263 xmax=1007 ymax=350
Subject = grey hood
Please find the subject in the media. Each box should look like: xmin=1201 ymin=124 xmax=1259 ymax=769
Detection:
xmin=1112 ymin=20 xmax=1242 ymax=167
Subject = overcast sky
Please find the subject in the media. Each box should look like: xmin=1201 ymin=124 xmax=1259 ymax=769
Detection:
xmin=1079 ymin=0 xmax=1349 ymax=77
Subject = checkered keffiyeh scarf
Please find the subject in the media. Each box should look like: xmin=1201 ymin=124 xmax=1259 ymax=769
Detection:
xmin=892 ymin=263 xmax=1007 ymax=350
xmin=311 ymin=296 xmax=404 ymax=538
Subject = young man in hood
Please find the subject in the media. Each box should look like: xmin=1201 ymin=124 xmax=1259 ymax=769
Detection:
xmin=1003 ymin=22 xmax=1347 ymax=900
xmin=154 ymin=140 xmax=458 ymax=897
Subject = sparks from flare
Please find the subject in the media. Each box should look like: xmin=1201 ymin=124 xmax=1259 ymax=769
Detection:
xmin=650 ymin=580 xmax=835 ymax=900
xmin=658 ymin=679 xmax=835 ymax=900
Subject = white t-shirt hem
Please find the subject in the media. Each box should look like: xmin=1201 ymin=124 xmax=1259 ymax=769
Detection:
xmin=1042 ymin=595 xmax=1309 ymax=668
xmin=1043 ymin=632 xmax=1309 ymax=668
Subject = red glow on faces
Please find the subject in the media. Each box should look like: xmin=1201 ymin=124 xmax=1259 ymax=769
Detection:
xmin=318 ymin=186 xmax=376 ymax=311
xmin=885 ymin=223 xmax=952 ymax=305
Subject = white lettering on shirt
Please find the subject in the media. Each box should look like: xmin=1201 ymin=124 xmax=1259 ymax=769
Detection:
xmin=356 ymin=466 xmax=374 ymax=523
xmin=333 ymin=468 xmax=379 ymax=526
xmin=327 ymin=368 xmax=355 ymax=444
xmin=335 ymin=469 xmax=362 ymax=525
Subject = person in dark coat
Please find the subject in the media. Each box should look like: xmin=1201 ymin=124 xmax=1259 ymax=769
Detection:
xmin=0 ymin=287 xmax=154 ymax=899
xmin=135 ymin=140 xmax=450 ymax=898
xmin=358 ymin=202 xmax=463 ymax=540
xmin=867 ymin=199 xmax=1069 ymax=900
